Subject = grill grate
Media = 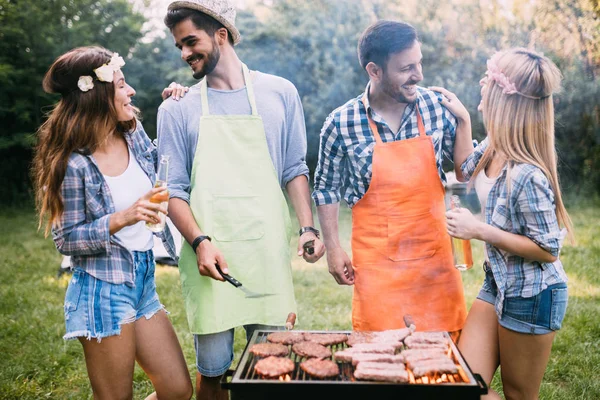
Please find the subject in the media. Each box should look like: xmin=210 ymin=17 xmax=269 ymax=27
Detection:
xmin=223 ymin=330 xmax=488 ymax=400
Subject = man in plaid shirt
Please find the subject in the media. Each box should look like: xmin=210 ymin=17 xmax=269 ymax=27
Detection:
xmin=312 ymin=20 xmax=474 ymax=333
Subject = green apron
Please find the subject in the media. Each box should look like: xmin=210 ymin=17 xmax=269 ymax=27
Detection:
xmin=178 ymin=64 xmax=297 ymax=335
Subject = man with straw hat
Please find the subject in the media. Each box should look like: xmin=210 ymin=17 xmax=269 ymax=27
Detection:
xmin=158 ymin=1 xmax=325 ymax=398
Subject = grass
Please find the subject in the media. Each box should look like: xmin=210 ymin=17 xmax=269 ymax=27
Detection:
xmin=0 ymin=202 xmax=598 ymax=399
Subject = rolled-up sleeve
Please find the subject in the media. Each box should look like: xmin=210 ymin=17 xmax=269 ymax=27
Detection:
xmin=461 ymin=137 xmax=489 ymax=181
xmin=441 ymin=106 xmax=457 ymax=162
xmin=312 ymin=112 xmax=343 ymax=206
xmin=157 ymin=107 xmax=191 ymax=203
xmin=52 ymin=163 xmax=111 ymax=255
xmin=514 ymin=169 xmax=562 ymax=257
xmin=282 ymin=89 xmax=310 ymax=186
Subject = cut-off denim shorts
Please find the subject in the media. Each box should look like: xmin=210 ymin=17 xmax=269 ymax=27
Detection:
xmin=63 ymin=250 xmax=164 ymax=341
xmin=477 ymin=263 xmax=568 ymax=335
xmin=194 ymin=324 xmax=284 ymax=377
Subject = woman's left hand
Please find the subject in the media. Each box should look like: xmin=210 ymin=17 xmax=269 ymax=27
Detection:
xmin=161 ymin=82 xmax=189 ymax=101
xmin=429 ymin=86 xmax=470 ymax=123
xmin=446 ymin=207 xmax=482 ymax=240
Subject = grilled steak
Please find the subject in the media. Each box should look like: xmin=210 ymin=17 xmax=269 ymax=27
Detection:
xmin=266 ymin=331 xmax=306 ymax=345
xmin=355 ymin=361 xmax=406 ymax=371
xmin=351 ymin=353 xmax=405 ymax=366
xmin=346 ymin=331 xmax=377 ymax=346
xmin=354 ymin=367 xmax=409 ymax=383
xmin=411 ymin=361 xmax=458 ymax=377
xmin=300 ymin=358 xmax=340 ymax=379
xmin=350 ymin=342 xmax=401 ymax=354
xmin=332 ymin=348 xmax=355 ymax=363
xmin=346 ymin=328 xmax=411 ymax=346
xmin=405 ymin=355 xmax=453 ymax=370
xmin=304 ymin=332 xmax=348 ymax=346
xmin=292 ymin=342 xmax=332 ymax=359
xmin=254 ymin=356 xmax=295 ymax=378
xmin=249 ymin=343 xmax=290 ymax=358
xmin=404 ymin=335 xmax=449 ymax=347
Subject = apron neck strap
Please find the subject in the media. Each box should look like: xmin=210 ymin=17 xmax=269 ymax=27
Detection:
xmin=199 ymin=63 xmax=258 ymax=116
xmin=361 ymin=93 xmax=426 ymax=143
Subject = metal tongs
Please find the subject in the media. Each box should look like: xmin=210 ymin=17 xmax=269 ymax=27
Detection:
xmin=215 ymin=264 xmax=273 ymax=299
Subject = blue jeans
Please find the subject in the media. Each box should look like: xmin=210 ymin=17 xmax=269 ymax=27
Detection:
xmin=63 ymin=250 xmax=164 ymax=341
xmin=477 ymin=266 xmax=568 ymax=335
xmin=194 ymin=324 xmax=284 ymax=376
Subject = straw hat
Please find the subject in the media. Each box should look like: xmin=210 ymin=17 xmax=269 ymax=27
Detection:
xmin=168 ymin=0 xmax=241 ymax=45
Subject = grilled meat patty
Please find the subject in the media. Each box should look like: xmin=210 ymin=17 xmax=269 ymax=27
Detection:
xmin=266 ymin=331 xmax=306 ymax=345
xmin=249 ymin=343 xmax=290 ymax=358
xmin=292 ymin=342 xmax=332 ymax=359
xmin=254 ymin=356 xmax=295 ymax=378
xmin=300 ymin=358 xmax=339 ymax=379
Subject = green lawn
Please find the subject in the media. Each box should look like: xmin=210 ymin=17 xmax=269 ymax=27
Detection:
xmin=0 ymin=203 xmax=598 ymax=399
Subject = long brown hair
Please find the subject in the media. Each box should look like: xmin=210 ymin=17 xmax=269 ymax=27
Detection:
xmin=472 ymin=48 xmax=575 ymax=244
xmin=32 ymin=46 xmax=137 ymax=236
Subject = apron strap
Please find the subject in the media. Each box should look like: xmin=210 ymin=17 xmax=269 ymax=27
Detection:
xmin=361 ymin=93 xmax=427 ymax=142
xmin=361 ymin=93 xmax=383 ymax=145
xmin=199 ymin=64 xmax=258 ymax=116
xmin=241 ymin=64 xmax=258 ymax=116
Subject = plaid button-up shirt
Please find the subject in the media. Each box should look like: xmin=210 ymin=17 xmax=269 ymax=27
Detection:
xmin=312 ymin=85 xmax=458 ymax=207
xmin=462 ymin=138 xmax=568 ymax=317
xmin=52 ymin=123 xmax=177 ymax=286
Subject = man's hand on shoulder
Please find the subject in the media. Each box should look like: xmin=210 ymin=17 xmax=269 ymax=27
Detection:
xmin=161 ymin=82 xmax=189 ymax=101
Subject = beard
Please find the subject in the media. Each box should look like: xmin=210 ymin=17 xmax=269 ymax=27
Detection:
xmin=381 ymin=71 xmax=419 ymax=104
xmin=191 ymin=40 xmax=220 ymax=80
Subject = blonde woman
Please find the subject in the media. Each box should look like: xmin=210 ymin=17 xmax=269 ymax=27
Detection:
xmin=32 ymin=46 xmax=192 ymax=400
xmin=435 ymin=48 xmax=574 ymax=399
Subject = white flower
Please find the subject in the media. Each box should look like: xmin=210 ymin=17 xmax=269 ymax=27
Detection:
xmin=94 ymin=64 xmax=114 ymax=82
xmin=93 ymin=53 xmax=126 ymax=82
xmin=77 ymin=75 xmax=94 ymax=92
xmin=110 ymin=53 xmax=125 ymax=68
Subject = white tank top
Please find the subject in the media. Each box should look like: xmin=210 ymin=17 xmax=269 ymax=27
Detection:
xmin=103 ymin=154 xmax=154 ymax=251
xmin=474 ymin=169 xmax=498 ymax=262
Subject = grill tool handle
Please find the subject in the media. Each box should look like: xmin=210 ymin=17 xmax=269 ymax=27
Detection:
xmin=216 ymin=264 xmax=242 ymax=288
xmin=303 ymin=239 xmax=315 ymax=255
xmin=404 ymin=314 xmax=416 ymax=331
xmin=474 ymin=373 xmax=489 ymax=394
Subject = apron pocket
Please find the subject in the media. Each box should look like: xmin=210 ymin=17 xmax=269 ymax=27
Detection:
xmin=387 ymin=212 xmax=439 ymax=261
xmin=213 ymin=195 xmax=265 ymax=241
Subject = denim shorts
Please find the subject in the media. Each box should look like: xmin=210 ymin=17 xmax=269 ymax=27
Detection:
xmin=194 ymin=324 xmax=284 ymax=376
xmin=63 ymin=250 xmax=164 ymax=341
xmin=477 ymin=265 xmax=568 ymax=335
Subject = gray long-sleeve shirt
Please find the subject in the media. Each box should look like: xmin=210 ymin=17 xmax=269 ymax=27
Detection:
xmin=157 ymin=71 xmax=310 ymax=203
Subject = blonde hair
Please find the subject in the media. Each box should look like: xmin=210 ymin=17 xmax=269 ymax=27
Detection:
xmin=473 ymin=48 xmax=575 ymax=244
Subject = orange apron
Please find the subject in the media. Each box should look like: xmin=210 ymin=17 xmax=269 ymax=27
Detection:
xmin=351 ymin=95 xmax=467 ymax=332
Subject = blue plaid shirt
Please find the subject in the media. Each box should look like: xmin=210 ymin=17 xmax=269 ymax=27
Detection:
xmin=52 ymin=122 xmax=177 ymax=286
xmin=312 ymin=85 xmax=457 ymax=207
xmin=462 ymin=138 xmax=568 ymax=317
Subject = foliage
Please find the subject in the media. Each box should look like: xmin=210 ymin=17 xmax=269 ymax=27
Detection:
xmin=0 ymin=204 xmax=599 ymax=398
xmin=0 ymin=0 xmax=598 ymax=205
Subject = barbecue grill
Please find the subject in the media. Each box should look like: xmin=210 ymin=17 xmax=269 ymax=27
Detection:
xmin=222 ymin=330 xmax=487 ymax=400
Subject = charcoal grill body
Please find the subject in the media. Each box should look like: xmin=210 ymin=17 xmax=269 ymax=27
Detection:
xmin=222 ymin=330 xmax=487 ymax=400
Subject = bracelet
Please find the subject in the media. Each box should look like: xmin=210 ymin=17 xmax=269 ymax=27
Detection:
xmin=298 ymin=226 xmax=320 ymax=238
xmin=192 ymin=235 xmax=211 ymax=254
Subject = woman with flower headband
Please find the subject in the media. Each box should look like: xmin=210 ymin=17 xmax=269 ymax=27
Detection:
xmin=32 ymin=46 xmax=193 ymax=400
xmin=433 ymin=48 xmax=574 ymax=399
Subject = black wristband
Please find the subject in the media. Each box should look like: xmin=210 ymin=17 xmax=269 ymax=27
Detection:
xmin=298 ymin=226 xmax=320 ymax=238
xmin=192 ymin=235 xmax=211 ymax=254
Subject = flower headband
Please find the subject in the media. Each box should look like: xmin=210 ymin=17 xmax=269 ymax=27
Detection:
xmin=485 ymin=52 xmax=549 ymax=100
xmin=77 ymin=53 xmax=126 ymax=92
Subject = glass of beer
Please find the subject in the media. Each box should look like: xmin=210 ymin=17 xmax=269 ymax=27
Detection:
xmin=146 ymin=155 xmax=169 ymax=232
xmin=450 ymin=195 xmax=474 ymax=271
